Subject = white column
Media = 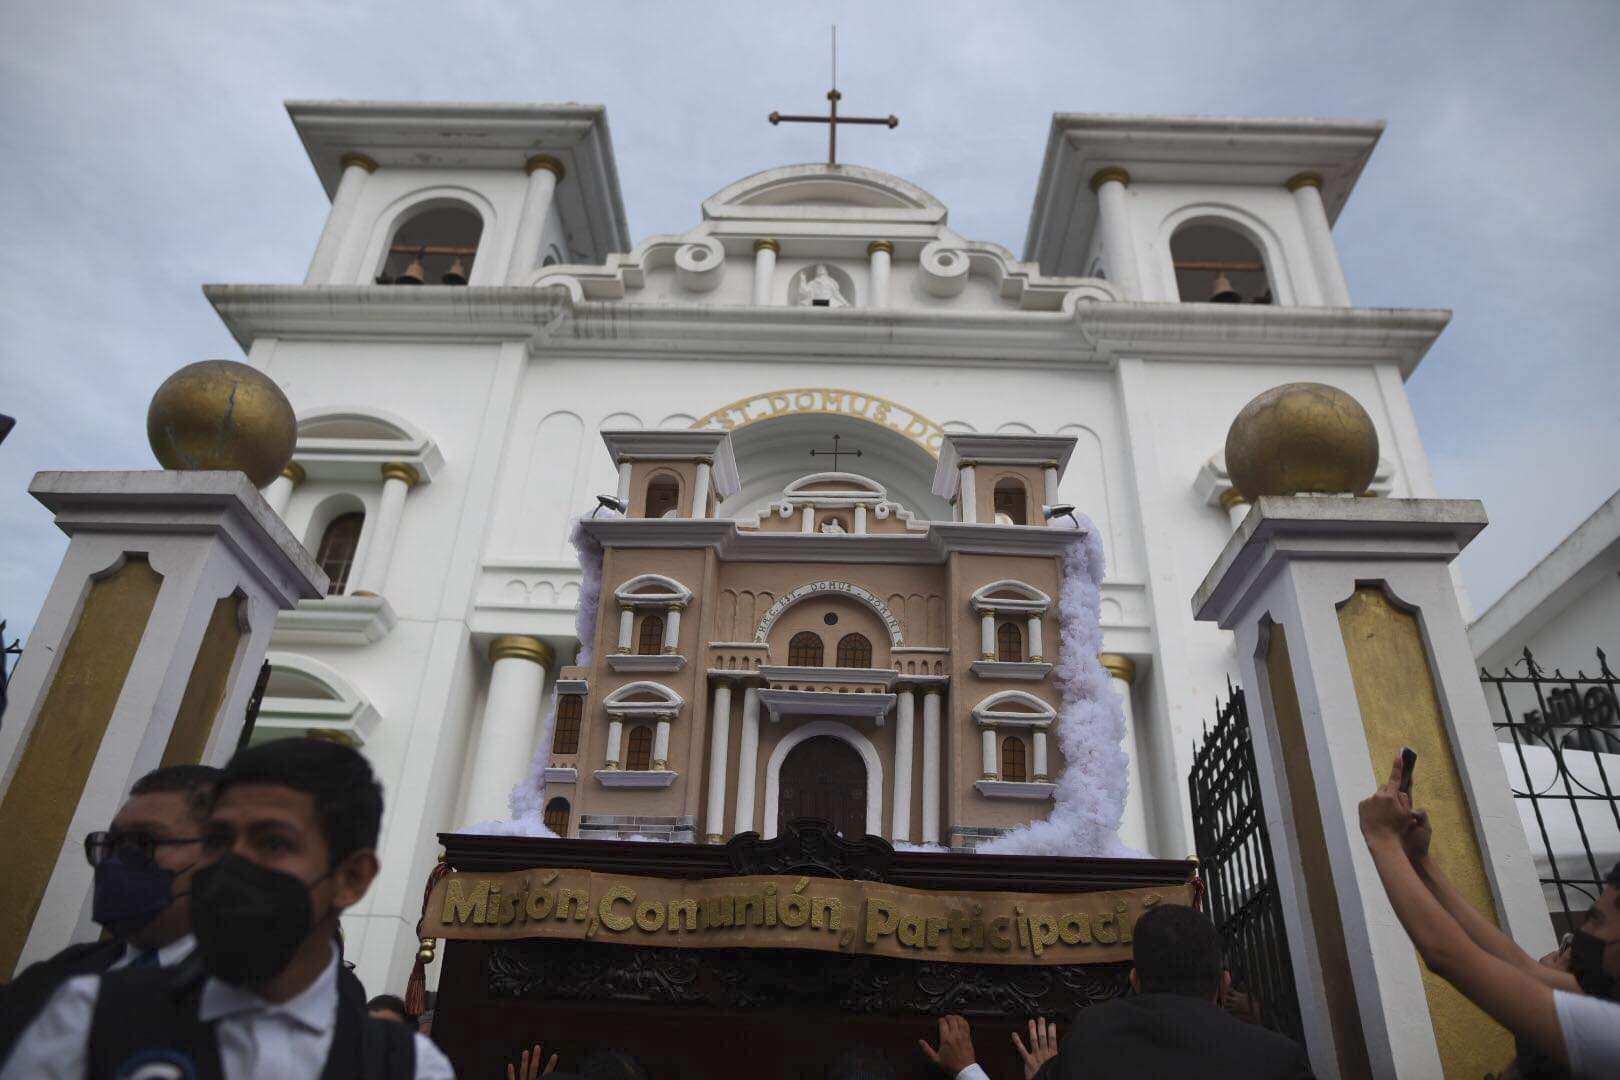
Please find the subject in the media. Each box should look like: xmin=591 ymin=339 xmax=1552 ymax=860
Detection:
xmin=506 ymin=156 xmax=564 ymax=282
xmin=958 ymin=466 xmax=977 ymax=523
xmin=1221 ymin=490 xmax=1250 ymax=531
xmin=891 ymin=689 xmax=915 ymax=841
xmin=617 ymin=607 xmax=634 ymax=652
xmin=464 ymin=636 xmax=553 ymax=825
xmin=854 ymin=505 xmax=867 ymax=534
xmin=922 ymin=689 xmax=941 ymax=844
xmin=691 ymin=461 xmax=712 ymax=519
xmin=734 ymin=688 xmax=761 ymax=834
xmin=751 ymin=239 xmax=778 ymax=305
xmin=1027 ymin=615 xmax=1044 ymax=662
xmin=350 ymin=462 xmax=417 ymax=597
xmin=262 ymin=463 xmax=304 ymax=518
xmin=616 ymin=462 xmax=633 ymax=506
xmin=981 ymin=728 xmax=998 ymax=780
xmin=801 ymin=505 xmax=815 ymax=532
xmin=705 ymin=683 xmax=733 ymax=842
xmin=1033 ymin=730 xmax=1049 ymax=781
xmin=1042 ymin=465 xmax=1059 ymax=509
xmin=662 ymin=607 xmax=682 ymax=653
xmin=1089 ymin=168 xmax=1141 ymax=298
xmin=980 ymin=614 xmax=995 ymax=659
xmin=1102 ymin=655 xmax=1150 ymax=853
xmin=604 ymin=719 xmax=624 ymax=768
xmin=652 ymin=719 xmax=671 ymax=770
xmin=867 ymin=240 xmax=893 ymax=307
xmin=1288 ymin=173 xmax=1352 ymax=306
xmin=304 ymin=153 xmax=376 ymax=284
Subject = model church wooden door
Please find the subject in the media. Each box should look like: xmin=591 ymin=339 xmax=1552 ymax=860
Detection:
xmin=778 ymin=735 xmax=867 ymax=838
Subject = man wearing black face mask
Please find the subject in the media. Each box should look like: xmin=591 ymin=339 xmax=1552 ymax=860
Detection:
xmin=2 ymin=738 xmax=453 ymax=1079
xmin=1361 ymin=754 xmax=1620 ymax=1077
xmin=0 ymin=765 xmax=218 ymax=1066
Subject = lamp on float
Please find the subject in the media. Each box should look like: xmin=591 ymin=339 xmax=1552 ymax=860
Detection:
xmin=593 ymin=494 xmax=628 ymax=517
xmin=1042 ymin=503 xmax=1079 ymax=528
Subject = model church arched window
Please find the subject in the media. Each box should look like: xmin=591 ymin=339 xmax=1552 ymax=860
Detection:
xmin=552 ymin=696 xmax=582 ymax=755
xmin=644 ymin=474 xmax=681 ymax=519
xmin=637 ymin=614 xmax=665 ymax=656
xmin=996 ymin=621 xmax=1024 ymax=663
xmin=993 ymin=478 xmax=1028 ymax=525
xmin=378 ymin=203 xmax=483 ymax=286
xmin=1170 ymin=221 xmax=1272 ymax=305
xmin=788 ymin=631 xmax=824 ymax=667
xmin=543 ymin=797 xmax=570 ymax=834
xmin=625 ymin=725 xmax=654 ymax=771
xmin=836 ymin=633 xmax=872 ymax=668
xmin=1001 ymin=736 xmax=1027 ymax=782
xmin=315 ymin=512 xmax=365 ymax=596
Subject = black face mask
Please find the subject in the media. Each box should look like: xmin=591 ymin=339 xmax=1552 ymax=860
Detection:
xmin=92 ymin=850 xmax=182 ymax=939
xmin=1570 ymin=929 xmax=1618 ymax=999
xmin=190 ymin=853 xmax=333 ymax=986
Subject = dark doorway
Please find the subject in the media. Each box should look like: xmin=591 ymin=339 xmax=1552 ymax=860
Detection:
xmin=779 ymin=735 xmax=866 ymax=838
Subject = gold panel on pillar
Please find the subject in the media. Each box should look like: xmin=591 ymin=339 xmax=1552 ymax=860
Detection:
xmin=1264 ymin=622 xmax=1372 ymax=1080
xmin=162 ymin=592 xmax=246 ymax=767
xmin=0 ymin=555 xmax=163 ymax=975
xmin=1338 ymin=586 xmax=1512 ymax=1077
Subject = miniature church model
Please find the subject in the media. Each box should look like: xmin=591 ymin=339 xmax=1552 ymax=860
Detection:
xmin=546 ymin=428 xmax=1083 ymax=849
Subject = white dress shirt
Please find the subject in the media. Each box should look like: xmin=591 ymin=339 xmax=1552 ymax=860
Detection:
xmin=107 ymin=932 xmax=196 ymax=971
xmin=1 ymin=944 xmax=454 ymax=1079
xmin=1554 ymin=989 xmax=1620 ymax=1078
xmin=957 ymin=1066 xmax=989 ymax=1080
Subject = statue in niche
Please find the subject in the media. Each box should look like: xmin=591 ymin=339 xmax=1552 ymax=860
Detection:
xmin=795 ymin=264 xmax=849 ymax=308
xmin=820 ymin=517 xmax=847 ymax=535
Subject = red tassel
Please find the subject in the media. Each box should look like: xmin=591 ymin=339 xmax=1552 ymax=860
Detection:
xmin=403 ymin=855 xmax=453 ymax=1014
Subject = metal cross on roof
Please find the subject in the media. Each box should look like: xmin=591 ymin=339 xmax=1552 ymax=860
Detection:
xmin=810 ymin=433 xmax=862 ymax=472
xmin=769 ymin=27 xmax=898 ymax=165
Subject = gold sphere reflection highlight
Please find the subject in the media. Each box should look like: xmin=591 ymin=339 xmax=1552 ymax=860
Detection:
xmin=146 ymin=360 xmax=296 ymax=488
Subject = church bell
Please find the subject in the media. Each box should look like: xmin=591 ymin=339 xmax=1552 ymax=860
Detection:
xmin=441 ymin=256 xmax=468 ymax=286
xmin=1208 ymin=272 xmax=1241 ymax=303
xmin=396 ymin=250 xmax=426 ymax=286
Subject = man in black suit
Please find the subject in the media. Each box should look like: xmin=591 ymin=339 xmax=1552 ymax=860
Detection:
xmin=1032 ymin=903 xmax=1313 ymax=1080
xmin=0 ymin=764 xmax=219 ymax=1064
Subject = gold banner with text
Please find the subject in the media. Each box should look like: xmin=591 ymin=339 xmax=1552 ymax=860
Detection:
xmin=429 ymin=868 xmax=1193 ymax=966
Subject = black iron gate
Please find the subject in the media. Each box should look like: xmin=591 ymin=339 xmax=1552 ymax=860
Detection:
xmin=1188 ymin=682 xmax=1305 ymax=1044
xmin=1482 ymin=648 xmax=1620 ymax=934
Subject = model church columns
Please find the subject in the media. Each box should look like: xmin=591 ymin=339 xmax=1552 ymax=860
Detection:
xmin=705 ymin=682 xmax=733 ymax=843
xmin=1101 ymin=654 xmax=1151 ymax=852
xmin=751 ymin=239 xmax=778 ymax=305
xmin=867 ymin=241 xmax=893 ymax=307
xmin=464 ymin=636 xmax=554 ymax=826
xmin=351 ymin=462 xmax=418 ymax=596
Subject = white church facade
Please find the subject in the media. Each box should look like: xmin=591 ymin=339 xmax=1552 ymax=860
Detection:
xmin=211 ymin=101 xmax=1454 ymax=993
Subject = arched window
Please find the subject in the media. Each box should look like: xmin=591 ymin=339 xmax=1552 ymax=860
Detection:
xmin=625 ymin=725 xmax=654 ymax=771
xmin=1170 ymin=222 xmax=1271 ymax=305
xmin=637 ymin=614 xmax=666 ymax=656
xmin=644 ymin=474 xmax=681 ymax=519
xmin=378 ymin=204 xmax=483 ymax=286
xmin=551 ymin=696 xmax=582 ymax=755
xmin=543 ymin=797 xmax=571 ymax=834
xmin=788 ymin=631 xmax=824 ymax=667
xmin=993 ymin=479 xmax=1028 ymax=525
xmin=1001 ymin=736 xmax=1027 ymax=782
xmin=315 ymin=512 xmax=365 ymax=596
xmin=997 ymin=621 xmax=1024 ymax=663
xmin=836 ymin=633 xmax=872 ymax=668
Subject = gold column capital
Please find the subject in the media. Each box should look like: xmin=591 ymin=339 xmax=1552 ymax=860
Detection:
xmin=490 ymin=635 xmax=555 ymax=667
xmin=866 ymin=240 xmax=895 ymax=256
xmin=281 ymin=462 xmax=306 ymax=485
xmin=1099 ymin=653 xmax=1137 ymax=684
xmin=340 ymin=152 xmax=379 ymax=174
xmin=1088 ymin=167 xmax=1131 ymax=192
xmin=526 ymin=154 xmax=566 ymax=180
xmin=380 ymin=462 xmax=421 ymax=488
xmin=753 ymin=238 xmax=780 ymax=254
xmin=1218 ymin=488 xmax=1250 ymax=512
xmin=706 ymin=833 xmax=725 ymax=844
xmin=1285 ymin=172 xmax=1324 ymax=192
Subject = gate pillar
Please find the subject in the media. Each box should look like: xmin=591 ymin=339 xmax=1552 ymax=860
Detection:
xmin=1194 ymin=495 xmax=1551 ymax=1079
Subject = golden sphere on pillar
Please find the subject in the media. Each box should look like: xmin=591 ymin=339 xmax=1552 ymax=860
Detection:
xmin=1224 ymin=382 xmax=1378 ymax=499
xmin=146 ymin=360 xmax=297 ymax=488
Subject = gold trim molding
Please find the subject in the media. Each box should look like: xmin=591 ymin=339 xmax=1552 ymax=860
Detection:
xmin=381 ymin=462 xmax=421 ymax=488
xmin=753 ymin=238 xmax=780 ymax=254
xmin=692 ymin=387 xmax=946 ymax=457
xmin=1099 ymin=654 xmax=1137 ymax=684
xmin=866 ymin=240 xmax=895 ymax=256
xmin=1088 ymin=167 xmax=1131 ymax=192
xmin=1285 ymin=172 xmax=1323 ymax=192
xmin=340 ymin=152 xmax=378 ymax=174
xmin=490 ymin=635 xmax=555 ymax=667
xmin=281 ymin=462 xmax=307 ymax=485
xmin=1218 ymin=488 xmax=1249 ymax=512
xmin=526 ymin=155 xmax=566 ymax=180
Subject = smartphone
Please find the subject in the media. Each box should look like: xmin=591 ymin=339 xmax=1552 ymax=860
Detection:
xmin=1399 ymin=747 xmax=1418 ymax=796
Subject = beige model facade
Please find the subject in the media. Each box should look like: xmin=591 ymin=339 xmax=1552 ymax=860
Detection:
xmin=539 ymin=428 xmax=1088 ymax=851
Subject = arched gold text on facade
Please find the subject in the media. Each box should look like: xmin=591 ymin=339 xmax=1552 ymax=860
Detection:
xmin=692 ymin=387 xmax=946 ymax=456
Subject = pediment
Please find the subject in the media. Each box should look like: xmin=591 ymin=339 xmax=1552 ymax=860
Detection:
xmin=703 ymin=164 xmax=947 ymax=225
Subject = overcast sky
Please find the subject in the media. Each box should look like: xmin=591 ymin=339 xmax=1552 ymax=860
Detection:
xmin=3 ymin=1 xmax=1618 ymax=650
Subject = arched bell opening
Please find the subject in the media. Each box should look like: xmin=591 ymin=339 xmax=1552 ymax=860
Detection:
xmin=1171 ymin=221 xmax=1273 ymax=305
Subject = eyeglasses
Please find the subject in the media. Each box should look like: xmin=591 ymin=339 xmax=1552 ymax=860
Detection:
xmin=83 ymin=830 xmax=205 ymax=867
